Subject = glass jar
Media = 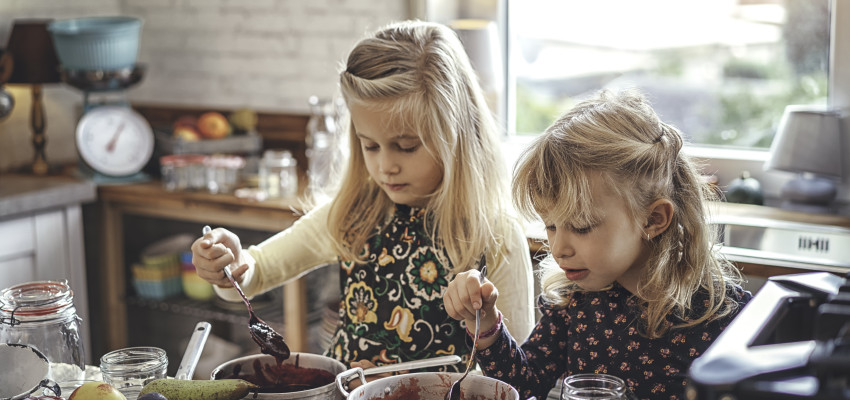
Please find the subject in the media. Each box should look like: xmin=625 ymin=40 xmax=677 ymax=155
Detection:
xmin=306 ymin=96 xmax=338 ymax=193
xmin=561 ymin=373 xmax=626 ymax=400
xmin=204 ymin=154 xmax=245 ymax=194
xmin=160 ymin=154 xmax=207 ymax=192
xmin=259 ymin=149 xmax=298 ymax=198
xmin=100 ymin=346 xmax=168 ymax=399
xmin=0 ymin=281 xmax=86 ymax=383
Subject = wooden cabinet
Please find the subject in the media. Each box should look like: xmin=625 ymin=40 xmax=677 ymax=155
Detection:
xmin=0 ymin=174 xmax=96 ymax=358
xmin=87 ymin=182 xmax=311 ymax=363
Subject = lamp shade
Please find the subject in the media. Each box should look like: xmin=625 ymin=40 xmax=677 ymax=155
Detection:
xmin=6 ymin=19 xmax=61 ymax=85
xmin=763 ymin=105 xmax=842 ymax=178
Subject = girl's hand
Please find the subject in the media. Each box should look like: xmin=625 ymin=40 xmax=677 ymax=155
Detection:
xmin=347 ymin=359 xmax=386 ymax=389
xmin=191 ymin=227 xmax=249 ymax=287
xmin=445 ymin=269 xmax=501 ymax=346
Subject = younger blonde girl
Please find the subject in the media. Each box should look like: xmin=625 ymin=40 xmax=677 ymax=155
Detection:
xmin=445 ymin=89 xmax=751 ymax=399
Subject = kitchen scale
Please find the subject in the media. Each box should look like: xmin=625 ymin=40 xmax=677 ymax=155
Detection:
xmin=62 ymin=65 xmax=154 ymax=184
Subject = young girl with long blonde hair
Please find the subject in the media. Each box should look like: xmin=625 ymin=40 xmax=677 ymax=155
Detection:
xmin=192 ymin=20 xmax=535 ymax=371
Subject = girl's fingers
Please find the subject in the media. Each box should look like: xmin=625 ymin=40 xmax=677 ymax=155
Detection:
xmin=464 ymin=272 xmax=484 ymax=313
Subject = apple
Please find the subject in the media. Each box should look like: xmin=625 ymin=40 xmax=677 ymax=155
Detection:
xmin=197 ymin=112 xmax=232 ymax=139
xmin=68 ymin=381 xmax=126 ymax=400
xmin=173 ymin=125 xmax=201 ymax=141
xmin=172 ymin=115 xmax=198 ymax=131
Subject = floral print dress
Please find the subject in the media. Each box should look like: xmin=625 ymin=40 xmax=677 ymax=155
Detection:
xmin=323 ymin=204 xmax=474 ymax=371
xmin=476 ymin=282 xmax=752 ymax=400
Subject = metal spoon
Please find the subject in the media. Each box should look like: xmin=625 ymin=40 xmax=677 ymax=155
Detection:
xmin=202 ymin=225 xmax=291 ymax=363
xmin=445 ymin=265 xmax=488 ymax=400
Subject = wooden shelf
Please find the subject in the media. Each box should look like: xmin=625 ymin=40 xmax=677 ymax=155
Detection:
xmin=90 ymin=181 xmax=311 ymax=359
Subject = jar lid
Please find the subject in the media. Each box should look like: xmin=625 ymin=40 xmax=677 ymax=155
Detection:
xmin=0 ymin=280 xmax=75 ymax=318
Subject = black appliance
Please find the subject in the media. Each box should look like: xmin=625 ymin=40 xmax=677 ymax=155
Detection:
xmin=688 ymin=271 xmax=850 ymax=399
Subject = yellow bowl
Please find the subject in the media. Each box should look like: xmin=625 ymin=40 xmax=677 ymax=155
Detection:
xmin=182 ymin=271 xmax=214 ymax=300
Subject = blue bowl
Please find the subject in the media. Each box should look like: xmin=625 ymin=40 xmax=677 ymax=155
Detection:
xmin=48 ymin=16 xmax=143 ymax=70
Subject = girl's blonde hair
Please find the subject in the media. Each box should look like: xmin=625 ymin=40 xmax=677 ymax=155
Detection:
xmin=513 ymin=88 xmax=742 ymax=338
xmin=328 ymin=20 xmax=512 ymax=272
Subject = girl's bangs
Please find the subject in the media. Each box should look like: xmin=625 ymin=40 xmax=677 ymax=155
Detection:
xmin=529 ymin=163 xmax=597 ymax=228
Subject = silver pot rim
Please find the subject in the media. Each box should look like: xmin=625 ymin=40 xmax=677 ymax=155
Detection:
xmin=337 ymin=370 xmax=519 ymax=400
xmin=211 ymin=352 xmax=346 ymax=398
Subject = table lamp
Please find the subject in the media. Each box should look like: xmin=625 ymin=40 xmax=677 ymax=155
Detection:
xmin=763 ymin=105 xmax=843 ymax=213
xmin=5 ymin=19 xmax=62 ymax=175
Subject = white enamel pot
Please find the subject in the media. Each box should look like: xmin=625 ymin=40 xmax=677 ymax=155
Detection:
xmin=211 ymin=352 xmax=346 ymax=400
xmin=335 ymin=369 xmax=519 ymax=400
xmin=0 ymin=343 xmax=60 ymax=400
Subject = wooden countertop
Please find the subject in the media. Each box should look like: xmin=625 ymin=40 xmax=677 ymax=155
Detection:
xmin=96 ymin=181 xmax=307 ymax=232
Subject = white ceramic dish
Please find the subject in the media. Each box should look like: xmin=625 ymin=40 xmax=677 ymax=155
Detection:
xmin=0 ymin=343 xmax=58 ymax=400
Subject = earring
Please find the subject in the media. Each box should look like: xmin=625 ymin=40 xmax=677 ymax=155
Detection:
xmin=645 ymin=232 xmax=651 ymax=241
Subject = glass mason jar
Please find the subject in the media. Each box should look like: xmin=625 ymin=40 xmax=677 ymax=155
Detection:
xmin=306 ymin=96 xmax=338 ymax=193
xmin=0 ymin=280 xmax=86 ymax=383
xmin=561 ymin=373 xmax=627 ymax=400
xmin=259 ymin=149 xmax=298 ymax=198
xmin=100 ymin=346 xmax=168 ymax=399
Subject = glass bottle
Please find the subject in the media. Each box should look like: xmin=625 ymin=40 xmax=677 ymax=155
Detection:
xmin=259 ymin=149 xmax=298 ymax=198
xmin=561 ymin=373 xmax=626 ymax=400
xmin=306 ymin=96 xmax=338 ymax=194
xmin=0 ymin=280 xmax=86 ymax=383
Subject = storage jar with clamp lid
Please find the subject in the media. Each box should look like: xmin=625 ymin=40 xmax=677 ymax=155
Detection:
xmin=0 ymin=280 xmax=86 ymax=382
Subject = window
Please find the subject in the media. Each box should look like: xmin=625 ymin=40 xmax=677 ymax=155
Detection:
xmin=508 ymin=0 xmax=830 ymax=150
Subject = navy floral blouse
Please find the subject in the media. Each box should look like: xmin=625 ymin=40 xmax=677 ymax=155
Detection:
xmin=476 ymin=282 xmax=752 ymax=400
xmin=324 ymin=204 xmax=474 ymax=371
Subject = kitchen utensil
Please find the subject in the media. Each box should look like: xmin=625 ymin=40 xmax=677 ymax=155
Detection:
xmin=0 ymin=343 xmax=60 ymax=400
xmin=336 ymin=355 xmax=462 ymax=388
xmin=445 ymin=265 xmax=487 ymax=400
xmin=211 ymin=353 xmax=347 ymax=400
xmin=202 ymin=225 xmax=291 ymax=362
xmin=363 ymin=355 xmax=462 ymax=377
xmin=47 ymin=16 xmax=143 ymax=70
xmin=175 ymin=321 xmax=211 ymax=380
xmin=336 ymin=371 xmax=519 ymax=400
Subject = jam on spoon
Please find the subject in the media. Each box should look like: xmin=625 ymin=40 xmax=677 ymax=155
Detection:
xmin=203 ymin=226 xmax=291 ymax=363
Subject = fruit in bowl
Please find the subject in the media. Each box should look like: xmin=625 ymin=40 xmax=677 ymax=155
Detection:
xmin=197 ymin=112 xmax=232 ymax=139
xmin=173 ymin=125 xmax=201 ymax=141
xmin=172 ymin=115 xmax=201 ymax=141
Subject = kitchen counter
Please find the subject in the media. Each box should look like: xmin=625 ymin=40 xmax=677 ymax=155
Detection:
xmin=0 ymin=173 xmax=96 ymax=217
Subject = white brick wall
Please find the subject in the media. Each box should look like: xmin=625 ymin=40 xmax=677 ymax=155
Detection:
xmin=0 ymin=0 xmax=408 ymax=171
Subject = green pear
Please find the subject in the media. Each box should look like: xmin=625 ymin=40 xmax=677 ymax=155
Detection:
xmin=68 ymin=381 xmax=127 ymax=400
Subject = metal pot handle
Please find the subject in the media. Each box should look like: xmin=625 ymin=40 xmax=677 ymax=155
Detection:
xmin=41 ymin=379 xmax=60 ymax=397
xmin=335 ymin=367 xmax=365 ymax=396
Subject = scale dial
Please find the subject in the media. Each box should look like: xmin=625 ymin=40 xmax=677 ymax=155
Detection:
xmin=76 ymin=105 xmax=154 ymax=177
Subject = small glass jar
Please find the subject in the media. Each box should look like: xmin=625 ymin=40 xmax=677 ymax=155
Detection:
xmin=0 ymin=281 xmax=86 ymax=383
xmin=204 ymin=154 xmax=245 ymax=194
xmin=100 ymin=346 xmax=168 ymax=399
xmin=160 ymin=154 xmax=207 ymax=192
xmin=259 ymin=149 xmax=298 ymax=198
xmin=561 ymin=373 xmax=626 ymax=400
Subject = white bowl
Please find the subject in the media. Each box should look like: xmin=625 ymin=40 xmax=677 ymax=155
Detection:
xmin=0 ymin=343 xmax=57 ymax=400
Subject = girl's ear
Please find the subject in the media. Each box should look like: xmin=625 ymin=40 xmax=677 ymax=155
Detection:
xmin=644 ymin=199 xmax=674 ymax=240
